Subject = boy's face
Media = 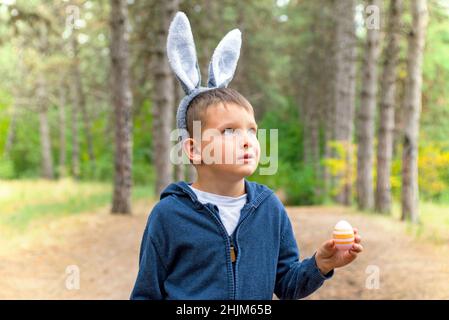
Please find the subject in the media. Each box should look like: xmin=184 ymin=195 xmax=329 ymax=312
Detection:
xmin=188 ymin=102 xmax=260 ymax=180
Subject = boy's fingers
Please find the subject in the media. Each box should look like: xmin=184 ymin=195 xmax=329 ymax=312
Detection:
xmin=344 ymin=249 xmax=358 ymax=260
xmin=325 ymin=239 xmax=335 ymax=250
xmin=353 ymin=228 xmax=358 ymax=235
xmin=322 ymin=239 xmax=336 ymax=254
xmin=350 ymin=243 xmax=363 ymax=253
xmin=354 ymin=235 xmax=362 ymax=243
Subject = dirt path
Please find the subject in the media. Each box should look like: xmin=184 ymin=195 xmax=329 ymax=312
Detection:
xmin=1 ymin=201 xmax=448 ymax=299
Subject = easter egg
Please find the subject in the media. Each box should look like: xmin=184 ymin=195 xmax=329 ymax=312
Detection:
xmin=333 ymin=220 xmax=354 ymax=250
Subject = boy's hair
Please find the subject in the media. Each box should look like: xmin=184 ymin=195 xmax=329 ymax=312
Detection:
xmin=186 ymin=87 xmax=254 ymax=138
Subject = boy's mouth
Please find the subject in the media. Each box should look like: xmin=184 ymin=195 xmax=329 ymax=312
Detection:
xmin=237 ymin=153 xmax=255 ymax=162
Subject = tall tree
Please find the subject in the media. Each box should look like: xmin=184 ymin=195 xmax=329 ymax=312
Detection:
xmin=110 ymin=0 xmax=133 ymax=214
xmin=375 ymin=0 xmax=402 ymax=214
xmin=37 ymin=24 xmax=54 ymax=180
xmin=71 ymin=31 xmax=96 ymax=174
xmin=3 ymin=44 xmax=24 ymax=159
xmin=401 ymin=0 xmax=428 ymax=222
xmin=37 ymin=73 xmax=54 ymax=179
xmin=173 ymin=77 xmax=185 ymax=182
xmin=302 ymin=1 xmax=334 ymax=199
xmin=320 ymin=2 xmax=338 ymax=197
xmin=302 ymin=13 xmax=321 ymax=180
xmin=356 ymin=0 xmax=382 ymax=210
xmin=152 ymin=0 xmax=178 ymax=196
xmin=58 ymin=78 xmax=67 ymax=177
xmin=334 ymin=0 xmax=357 ymax=205
xmin=70 ymin=76 xmax=81 ymax=179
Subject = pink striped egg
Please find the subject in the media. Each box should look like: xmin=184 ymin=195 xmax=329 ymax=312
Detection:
xmin=333 ymin=220 xmax=354 ymax=250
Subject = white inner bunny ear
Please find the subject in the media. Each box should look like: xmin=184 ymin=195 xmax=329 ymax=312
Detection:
xmin=167 ymin=12 xmax=201 ymax=93
xmin=208 ymin=29 xmax=242 ymax=88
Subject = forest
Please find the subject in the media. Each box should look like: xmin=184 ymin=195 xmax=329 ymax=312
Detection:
xmin=0 ymin=0 xmax=449 ymax=215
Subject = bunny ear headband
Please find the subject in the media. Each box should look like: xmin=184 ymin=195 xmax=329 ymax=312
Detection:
xmin=166 ymin=11 xmax=242 ymax=141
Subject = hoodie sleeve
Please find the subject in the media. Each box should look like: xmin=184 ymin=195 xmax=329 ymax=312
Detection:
xmin=274 ymin=207 xmax=333 ymax=300
xmin=130 ymin=219 xmax=168 ymax=300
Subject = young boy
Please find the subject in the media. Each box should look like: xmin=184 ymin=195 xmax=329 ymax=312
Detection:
xmin=130 ymin=12 xmax=362 ymax=300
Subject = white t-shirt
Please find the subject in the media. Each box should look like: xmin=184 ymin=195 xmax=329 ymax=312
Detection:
xmin=189 ymin=185 xmax=247 ymax=236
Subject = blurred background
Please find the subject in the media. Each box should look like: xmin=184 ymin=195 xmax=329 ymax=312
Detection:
xmin=0 ymin=0 xmax=448 ymax=299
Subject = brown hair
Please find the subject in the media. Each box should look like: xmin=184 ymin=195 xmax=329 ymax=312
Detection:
xmin=186 ymin=87 xmax=254 ymax=138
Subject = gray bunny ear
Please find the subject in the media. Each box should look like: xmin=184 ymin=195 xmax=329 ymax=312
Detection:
xmin=167 ymin=12 xmax=201 ymax=94
xmin=207 ymin=29 xmax=242 ymax=88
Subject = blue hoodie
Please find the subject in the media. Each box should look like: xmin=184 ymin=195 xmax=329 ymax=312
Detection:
xmin=130 ymin=179 xmax=333 ymax=300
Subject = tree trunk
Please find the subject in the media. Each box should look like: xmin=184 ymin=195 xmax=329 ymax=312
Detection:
xmin=401 ymin=0 xmax=428 ymax=223
xmin=34 ymin=24 xmax=54 ymax=180
xmin=393 ymin=77 xmax=406 ymax=157
xmin=334 ymin=0 xmax=357 ymax=205
xmin=110 ymin=0 xmax=133 ymax=214
xmin=70 ymin=82 xmax=80 ymax=179
xmin=37 ymin=74 xmax=54 ymax=180
xmin=58 ymin=81 xmax=67 ymax=177
xmin=4 ymin=101 xmax=17 ymax=158
xmin=4 ymin=45 xmax=25 ymax=159
xmin=302 ymin=14 xmax=321 ymax=175
xmin=173 ymin=77 xmax=184 ymax=182
xmin=322 ymin=1 xmax=337 ymax=198
xmin=356 ymin=0 xmax=381 ymax=210
xmin=152 ymin=0 xmax=178 ymax=196
xmin=303 ymin=67 xmax=321 ymax=197
xmin=375 ymin=0 xmax=402 ymax=214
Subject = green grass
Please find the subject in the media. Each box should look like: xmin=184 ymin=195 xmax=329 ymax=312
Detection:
xmin=349 ymin=200 xmax=449 ymax=245
xmin=390 ymin=201 xmax=449 ymax=245
xmin=0 ymin=178 xmax=154 ymax=231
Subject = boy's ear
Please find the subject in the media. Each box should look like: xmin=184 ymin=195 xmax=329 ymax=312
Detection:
xmin=183 ymin=138 xmax=202 ymax=165
xmin=167 ymin=12 xmax=202 ymax=94
xmin=207 ymin=29 xmax=242 ymax=88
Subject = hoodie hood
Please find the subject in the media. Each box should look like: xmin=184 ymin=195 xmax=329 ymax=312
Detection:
xmin=160 ymin=179 xmax=274 ymax=210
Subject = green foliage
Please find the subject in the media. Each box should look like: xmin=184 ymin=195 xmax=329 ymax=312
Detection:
xmin=390 ymin=142 xmax=449 ymax=203
xmin=133 ymin=98 xmax=154 ymax=186
xmin=322 ymin=141 xmax=357 ymax=199
xmin=421 ymin=3 xmax=449 ymax=142
xmin=0 ymin=90 xmax=11 ymax=156
xmin=250 ymin=97 xmax=323 ymax=205
xmin=0 ymin=157 xmax=14 ymax=179
xmin=280 ymin=162 xmax=323 ymax=206
xmin=8 ymin=114 xmax=41 ymax=178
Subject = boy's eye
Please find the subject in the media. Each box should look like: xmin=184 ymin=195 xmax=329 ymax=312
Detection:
xmin=223 ymin=128 xmax=235 ymax=136
xmin=222 ymin=128 xmax=257 ymax=136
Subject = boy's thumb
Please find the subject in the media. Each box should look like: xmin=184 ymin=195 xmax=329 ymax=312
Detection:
xmin=324 ymin=239 xmax=336 ymax=252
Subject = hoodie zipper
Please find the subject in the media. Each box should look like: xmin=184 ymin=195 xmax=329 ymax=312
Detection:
xmin=230 ymin=205 xmax=256 ymax=300
xmin=201 ymin=204 xmax=236 ymax=299
xmin=229 ymin=235 xmax=237 ymax=263
xmin=202 ymin=202 xmax=257 ymax=299
xmin=229 ymin=234 xmax=237 ymax=298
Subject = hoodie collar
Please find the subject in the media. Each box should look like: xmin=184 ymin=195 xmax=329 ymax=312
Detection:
xmin=160 ymin=179 xmax=273 ymax=210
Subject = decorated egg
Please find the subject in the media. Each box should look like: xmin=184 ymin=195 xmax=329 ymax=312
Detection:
xmin=333 ymin=220 xmax=354 ymax=250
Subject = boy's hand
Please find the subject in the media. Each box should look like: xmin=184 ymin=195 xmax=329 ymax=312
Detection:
xmin=315 ymin=228 xmax=363 ymax=275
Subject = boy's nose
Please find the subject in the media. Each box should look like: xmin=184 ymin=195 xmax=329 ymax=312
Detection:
xmin=241 ymin=131 xmax=252 ymax=149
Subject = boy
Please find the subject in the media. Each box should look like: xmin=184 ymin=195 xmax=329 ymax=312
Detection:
xmin=130 ymin=12 xmax=362 ymax=300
